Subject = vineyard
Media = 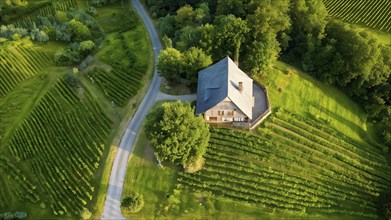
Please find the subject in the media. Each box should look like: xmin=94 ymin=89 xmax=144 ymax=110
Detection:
xmin=2 ymin=78 xmax=112 ymax=215
xmin=12 ymin=0 xmax=77 ymax=28
xmin=0 ymin=42 xmax=51 ymax=97
xmin=178 ymin=109 xmax=391 ymax=218
xmin=88 ymin=67 xmax=144 ymax=106
xmin=91 ymin=20 xmax=149 ymax=106
xmin=323 ymin=0 xmax=391 ymax=32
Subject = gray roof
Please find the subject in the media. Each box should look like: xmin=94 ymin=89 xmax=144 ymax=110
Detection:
xmin=196 ymin=57 xmax=253 ymax=119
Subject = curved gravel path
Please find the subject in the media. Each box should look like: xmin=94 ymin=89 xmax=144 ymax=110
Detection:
xmin=101 ymin=0 xmax=162 ymax=219
xmin=100 ymin=1 xmax=198 ymax=219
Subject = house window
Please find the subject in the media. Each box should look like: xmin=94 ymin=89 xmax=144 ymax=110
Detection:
xmin=227 ymin=111 xmax=234 ymax=116
xmin=218 ymin=111 xmax=224 ymax=116
xmin=209 ymin=117 xmax=217 ymax=121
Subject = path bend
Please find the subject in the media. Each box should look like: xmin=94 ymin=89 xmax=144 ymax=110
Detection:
xmin=101 ymin=0 xmax=162 ymax=219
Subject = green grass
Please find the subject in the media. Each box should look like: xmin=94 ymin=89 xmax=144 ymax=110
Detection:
xmin=255 ymin=61 xmax=382 ymax=146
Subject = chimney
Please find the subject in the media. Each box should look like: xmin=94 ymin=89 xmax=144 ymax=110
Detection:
xmin=238 ymin=82 xmax=243 ymax=92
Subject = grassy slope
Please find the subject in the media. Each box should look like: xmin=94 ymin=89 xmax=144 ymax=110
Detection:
xmin=256 ymin=61 xmax=382 ymax=147
xmin=122 ymin=105 xmax=285 ymax=220
xmin=0 ymin=1 xmax=153 ymax=218
xmin=122 ymin=61 xmax=386 ymax=218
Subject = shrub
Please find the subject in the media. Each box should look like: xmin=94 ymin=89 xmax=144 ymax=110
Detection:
xmin=80 ymin=208 xmax=92 ymax=220
xmin=121 ymin=192 xmax=144 ymax=213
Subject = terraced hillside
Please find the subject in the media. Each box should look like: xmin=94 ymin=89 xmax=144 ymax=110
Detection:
xmin=323 ymin=0 xmax=391 ymax=32
xmin=0 ymin=42 xmax=51 ymax=97
xmin=11 ymin=0 xmax=78 ymax=27
xmin=0 ymin=2 xmax=152 ymax=217
xmin=178 ymin=110 xmax=391 ymax=218
xmin=5 ymin=79 xmax=112 ymax=215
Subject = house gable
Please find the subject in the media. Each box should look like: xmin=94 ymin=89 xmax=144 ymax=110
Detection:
xmin=196 ymin=56 xmax=254 ymax=119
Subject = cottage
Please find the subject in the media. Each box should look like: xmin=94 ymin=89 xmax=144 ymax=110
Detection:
xmin=196 ymin=56 xmax=271 ymax=129
xmin=195 ymin=57 xmax=253 ymax=127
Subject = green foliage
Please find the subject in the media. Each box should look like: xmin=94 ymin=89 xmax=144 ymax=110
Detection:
xmin=157 ymin=47 xmax=211 ymax=82
xmin=182 ymin=47 xmax=212 ymax=81
xmin=158 ymin=14 xmax=176 ymax=38
xmin=145 ymin=101 xmax=210 ymax=170
xmin=69 ymin=19 xmax=92 ymax=42
xmin=64 ymin=68 xmax=79 ymax=89
xmin=162 ymin=35 xmax=172 ymax=49
xmin=78 ymin=40 xmax=95 ymax=56
xmin=216 ymin=0 xmax=246 ymax=18
xmin=175 ymin=5 xmax=205 ymax=28
xmin=4 ymin=0 xmax=28 ymax=7
xmin=157 ymin=48 xmax=183 ymax=81
xmin=212 ymin=15 xmax=249 ymax=61
xmin=121 ymin=192 xmax=144 ymax=213
xmin=80 ymin=208 xmax=92 ymax=220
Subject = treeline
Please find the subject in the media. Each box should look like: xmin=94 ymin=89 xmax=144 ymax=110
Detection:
xmin=146 ymin=0 xmax=391 ymax=146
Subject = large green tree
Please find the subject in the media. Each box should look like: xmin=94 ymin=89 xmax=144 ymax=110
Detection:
xmin=157 ymin=47 xmax=211 ymax=82
xmin=145 ymin=101 xmax=210 ymax=171
xmin=182 ymin=47 xmax=212 ymax=81
xmin=213 ymin=14 xmax=249 ymax=62
xmin=157 ymin=48 xmax=183 ymax=81
xmin=244 ymin=0 xmax=290 ymax=75
xmin=289 ymin=0 xmax=328 ymax=72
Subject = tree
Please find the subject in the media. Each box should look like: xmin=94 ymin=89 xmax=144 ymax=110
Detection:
xmin=244 ymin=0 xmax=290 ymax=74
xmin=145 ymin=101 xmax=210 ymax=171
xmin=175 ymin=5 xmax=205 ymax=28
xmin=182 ymin=47 xmax=212 ymax=81
xmin=80 ymin=208 xmax=92 ymax=220
xmin=157 ymin=48 xmax=183 ymax=81
xmin=158 ymin=14 xmax=176 ymax=38
xmin=121 ymin=192 xmax=144 ymax=213
xmin=245 ymin=33 xmax=280 ymax=76
xmin=289 ymin=0 xmax=328 ymax=71
xmin=78 ymin=40 xmax=95 ymax=56
xmin=213 ymin=15 xmax=249 ymax=62
xmin=216 ymin=0 xmax=247 ymax=18
xmin=69 ymin=19 xmax=91 ymax=42
xmin=162 ymin=35 xmax=172 ymax=49
xmin=4 ymin=0 xmax=28 ymax=7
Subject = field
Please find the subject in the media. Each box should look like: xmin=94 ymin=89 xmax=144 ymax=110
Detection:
xmin=122 ymin=61 xmax=389 ymax=219
xmin=0 ymin=1 xmax=153 ymax=218
xmin=323 ymin=0 xmax=391 ymax=32
xmin=178 ymin=116 xmax=390 ymax=218
xmin=5 ymin=0 xmax=78 ymax=27
xmin=255 ymin=62 xmax=382 ymax=146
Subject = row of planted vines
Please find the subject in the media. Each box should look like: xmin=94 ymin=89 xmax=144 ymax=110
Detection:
xmin=178 ymin=109 xmax=391 ymax=218
xmin=0 ymin=42 xmax=51 ymax=97
xmin=323 ymin=0 xmax=391 ymax=32
xmin=88 ymin=31 xmax=145 ymax=106
xmin=11 ymin=0 xmax=78 ymax=28
xmin=5 ymin=78 xmax=112 ymax=215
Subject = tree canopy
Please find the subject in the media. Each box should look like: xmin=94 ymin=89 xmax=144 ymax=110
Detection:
xmin=145 ymin=101 xmax=210 ymax=171
xmin=157 ymin=47 xmax=211 ymax=82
